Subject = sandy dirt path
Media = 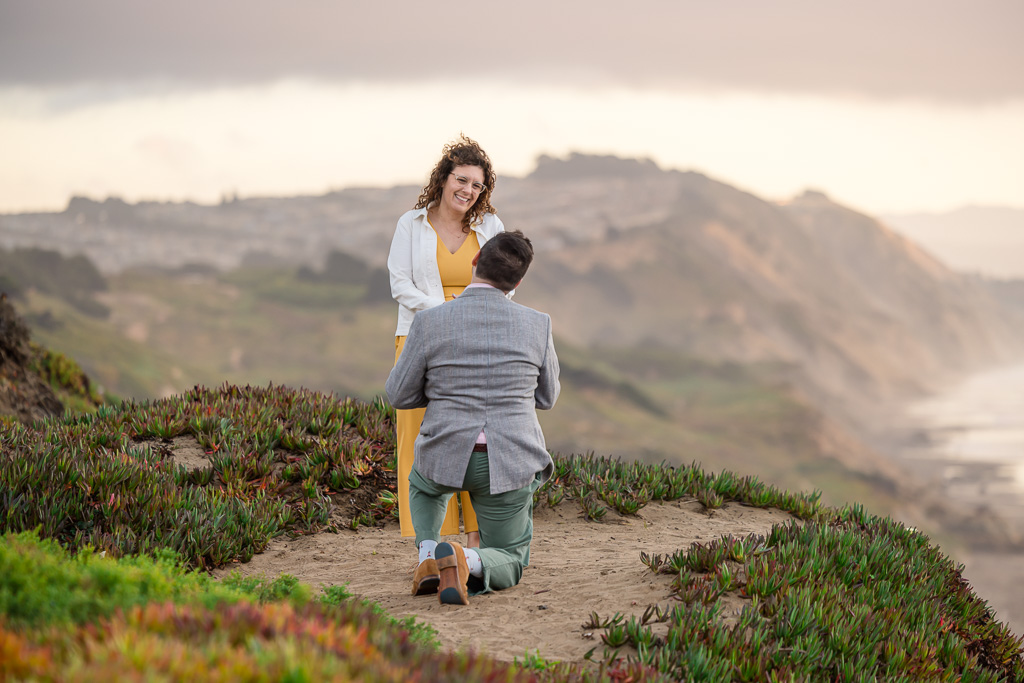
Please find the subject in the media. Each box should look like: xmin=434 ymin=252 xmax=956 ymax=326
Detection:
xmin=214 ymin=499 xmax=794 ymax=663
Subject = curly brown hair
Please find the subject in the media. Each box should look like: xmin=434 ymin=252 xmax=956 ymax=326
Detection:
xmin=414 ymin=135 xmax=497 ymax=233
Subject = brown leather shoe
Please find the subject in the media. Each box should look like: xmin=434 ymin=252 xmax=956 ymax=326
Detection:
xmin=411 ymin=558 xmax=440 ymax=596
xmin=435 ymin=541 xmax=470 ymax=605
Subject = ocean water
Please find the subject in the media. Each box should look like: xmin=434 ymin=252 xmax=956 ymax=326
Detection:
xmin=904 ymin=363 xmax=1024 ymax=636
xmin=903 ymin=362 xmax=1024 ymax=528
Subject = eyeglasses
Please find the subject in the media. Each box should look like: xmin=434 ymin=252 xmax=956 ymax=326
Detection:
xmin=449 ymin=173 xmax=487 ymax=194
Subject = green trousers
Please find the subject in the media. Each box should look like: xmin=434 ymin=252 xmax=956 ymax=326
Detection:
xmin=409 ymin=451 xmax=542 ymax=595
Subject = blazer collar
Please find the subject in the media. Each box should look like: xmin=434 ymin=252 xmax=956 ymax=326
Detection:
xmin=456 ymin=284 xmax=507 ymax=298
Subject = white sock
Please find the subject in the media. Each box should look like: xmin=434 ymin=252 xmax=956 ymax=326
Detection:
xmin=418 ymin=540 xmax=437 ymax=564
xmin=463 ymin=547 xmax=484 ymax=577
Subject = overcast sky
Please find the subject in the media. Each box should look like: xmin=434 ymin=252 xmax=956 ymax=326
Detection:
xmin=1 ymin=0 xmax=1022 ymax=213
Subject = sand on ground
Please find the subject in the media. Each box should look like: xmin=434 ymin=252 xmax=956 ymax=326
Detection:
xmin=213 ymin=499 xmax=795 ymax=663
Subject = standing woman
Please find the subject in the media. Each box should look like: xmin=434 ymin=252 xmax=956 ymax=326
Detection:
xmin=387 ymin=135 xmax=504 ymax=547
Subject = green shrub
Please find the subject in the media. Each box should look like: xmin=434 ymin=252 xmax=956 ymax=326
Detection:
xmin=2 ymin=384 xmax=1021 ymax=681
xmin=0 ymin=530 xmax=245 ymax=628
xmin=29 ymin=344 xmax=108 ymax=410
xmin=0 ymin=384 xmax=396 ymax=567
xmin=617 ymin=516 xmax=1024 ymax=681
xmin=0 ymin=532 xmax=521 ymax=682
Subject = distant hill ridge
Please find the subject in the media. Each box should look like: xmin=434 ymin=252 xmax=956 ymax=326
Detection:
xmin=528 ymin=152 xmax=664 ymax=180
xmin=506 ymin=161 xmax=1023 ymax=428
xmin=2 ymin=153 xmax=1022 ymax=424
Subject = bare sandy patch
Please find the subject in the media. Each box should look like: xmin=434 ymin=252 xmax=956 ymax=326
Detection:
xmin=214 ymin=498 xmax=793 ymax=664
xmin=165 ymin=435 xmax=211 ymax=471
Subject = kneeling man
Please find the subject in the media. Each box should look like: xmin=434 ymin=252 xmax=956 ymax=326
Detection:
xmin=385 ymin=230 xmax=560 ymax=605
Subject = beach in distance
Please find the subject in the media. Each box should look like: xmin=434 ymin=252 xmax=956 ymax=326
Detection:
xmin=891 ymin=362 xmax=1024 ymax=635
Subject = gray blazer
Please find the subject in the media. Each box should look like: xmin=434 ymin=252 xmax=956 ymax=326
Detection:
xmin=386 ymin=286 xmax=560 ymax=494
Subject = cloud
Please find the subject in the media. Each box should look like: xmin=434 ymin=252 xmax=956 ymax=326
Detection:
xmin=135 ymin=134 xmax=200 ymax=171
xmin=1 ymin=0 xmax=1022 ymax=102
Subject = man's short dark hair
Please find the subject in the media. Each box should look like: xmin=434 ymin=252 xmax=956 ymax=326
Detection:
xmin=476 ymin=230 xmax=533 ymax=292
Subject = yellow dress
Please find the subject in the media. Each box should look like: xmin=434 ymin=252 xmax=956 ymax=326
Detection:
xmin=394 ymin=228 xmax=480 ymax=537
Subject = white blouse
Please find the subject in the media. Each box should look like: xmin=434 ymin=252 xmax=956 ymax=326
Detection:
xmin=387 ymin=207 xmax=506 ymax=336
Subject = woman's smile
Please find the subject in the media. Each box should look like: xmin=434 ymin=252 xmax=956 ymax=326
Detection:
xmin=444 ymin=164 xmax=485 ymax=214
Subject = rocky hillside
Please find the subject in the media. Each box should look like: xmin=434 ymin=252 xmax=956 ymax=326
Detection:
xmin=500 ymin=157 xmax=1024 ymax=426
xmin=0 ymin=295 xmax=63 ymax=423
xmin=4 ymin=153 xmax=1023 ymax=449
xmin=4 ymin=155 xmax=1020 ymax=419
xmin=0 ymin=295 xmax=105 ymax=422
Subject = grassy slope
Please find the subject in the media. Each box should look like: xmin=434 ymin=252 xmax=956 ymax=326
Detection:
xmin=110 ymin=269 xmax=397 ymax=398
xmin=543 ymin=343 xmax=898 ymax=514
xmin=17 ymin=268 xmax=914 ymax=523
xmin=1 ymin=386 xmax=1021 ymax=681
xmin=24 ymin=290 xmax=208 ymax=400
xmin=25 ymin=272 xmax=396 ymax=400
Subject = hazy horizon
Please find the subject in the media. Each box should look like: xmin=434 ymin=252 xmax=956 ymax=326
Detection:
xmin=2 ymin=1 xmax=1022 ymax=215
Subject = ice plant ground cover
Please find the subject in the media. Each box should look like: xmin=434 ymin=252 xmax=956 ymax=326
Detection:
xmin=1 ymin=383 xmax=1022 ymax=681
